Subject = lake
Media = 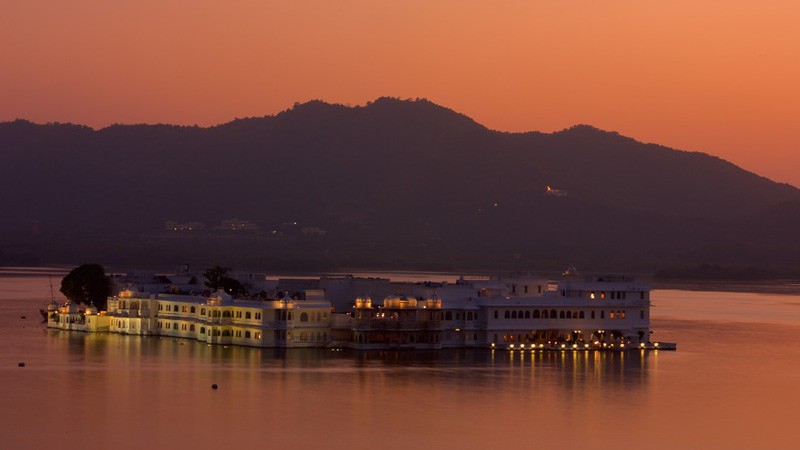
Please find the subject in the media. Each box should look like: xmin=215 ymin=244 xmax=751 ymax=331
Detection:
xmin=1 ymin=271 xmax=800 ymax=449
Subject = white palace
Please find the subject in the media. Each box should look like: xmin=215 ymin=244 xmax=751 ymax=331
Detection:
xmin=47 ymin=271 xmax=673 ymax=350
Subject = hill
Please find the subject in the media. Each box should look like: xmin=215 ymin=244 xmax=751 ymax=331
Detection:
xmin=1 ymin=97 xmax=799 ymax=273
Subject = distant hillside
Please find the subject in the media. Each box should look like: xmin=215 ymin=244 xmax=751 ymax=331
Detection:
xmin=1 ymin=97 xmax=799 ymax=272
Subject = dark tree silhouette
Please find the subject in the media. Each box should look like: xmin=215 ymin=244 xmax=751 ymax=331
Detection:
xmin=60 ymin=264 xmax=111 ymax=310
xmin=203 ymin=266 xmax=248 ymax=297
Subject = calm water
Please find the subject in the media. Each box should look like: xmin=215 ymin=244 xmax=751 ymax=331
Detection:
xmin=2 ymin=273 xmax=800 ymax=449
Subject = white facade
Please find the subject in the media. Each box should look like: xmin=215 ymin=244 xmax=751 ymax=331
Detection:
xmin=48 ymin=274 xmax=668 ymax=351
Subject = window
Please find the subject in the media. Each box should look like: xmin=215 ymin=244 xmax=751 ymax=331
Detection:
xmin=591 ymin=311 xmax=595 ymax=319
xmin=201 ymin=308 xmax=206 ymax=315
xmin=601 ymin=311 xmax=605 ymax=319
xmin=190 ymin=306 xmax=196 ymax=314
xmin=173 ymin=305 xmax=179 ymax=312
xmin=524 ymin=285 xmax=529 ymax=294
xmin=300 ymin=312 xmax=309 ymax=322
xmin=505 ymin=311 xmax=510 ymax=319
xmin=445 ymin=312 xmax=452 ymax=320
xmin=235 ymin=330 xmax=241 ymax=337
xmin=537 ymin=285 xmax=542 ymax=294
xmin=182 ymin=305 xmax=187 ymax=313
xmin=640 ymin=292 xmax=645 ymax=300
xmin=609 ymin=312 xmax=615 ymax=319
xmin=190 ymin=324 xmax=195 ymax=331
xmin=222 ymin=311 xmax=231 ymax=318
xmin=550 ymin=309 xmax=556 ymax=318
xmin=173 ymin=323 xmax=178 ymax=329
xmin=533 ymin=310 xmax=540 ymax=318
xmin=246 ymin=311 xmax=251 ymax=319
xmin=579 ymin=311 xmax=584 ymax=319
xmin=517 ymin=311 xmax=523 ymax=318
xmin=511 ymin=311 xmax=517 ymax=319
xmin=255 ymin=312 xmax=261 ymax=320
xmin=245 ymin=331 xmax=251 ymax=338
xmin=200 ymin=327 xmax=206 ymax=334
xmin=559 ymin=311 xmax=565 ymax=319
xmin=255 ymin=332 xmax=261 ymax=340
xmin=288 ymin=312 xmax=293 ymax=320
xmin=494 ymin=311 xmax=498 ymax=319
xmin=566 ymin=311 xmax=572 ymax=319
xmin=158 ymin=304 xmax=163 ymax=311
xmin=640 ymin=310 xmax=644 ymax=319
xmin=236 ymin=311 xmax=242 ymax=319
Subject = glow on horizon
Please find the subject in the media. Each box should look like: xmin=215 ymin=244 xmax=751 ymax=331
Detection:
xmin=2 ymin=1 xmax=799 ymax=186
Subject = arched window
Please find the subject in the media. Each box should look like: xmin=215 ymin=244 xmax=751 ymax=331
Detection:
xmin=579 ymin=311 xmax=585 ymax=319
xmin=300 ymin=312 xmax=309 ymax=322
xmin=190 ymin=324 xmax=195 ymax=331
xmin=533 ymin=310 xmax=540 ymax=318
xmin=610 ymin=312 xmax=615 ymax=319
xmin=190 ymin=306 xmax=196 ymax=314
xmin=201 ymin=308 xmax=206 ymax=315
xmin=245 ymin=331 xmax=251 ymax=338
xmin=511 ymin=311 xmax=517 ymax=319
xmin=173 ymin=305 xmax=179 ymax=312
xmin=559 ymin=311 xmax=565 ymax=319
xmin=566 ymin=311 xmax=572 ymax=319
xmin=550 ymin=309 xmax=557 ymax=318
xmin=173 ymin=323 xmax=178 ymax=330
xmin=524 ymin=311 xmax=530 ymax=319
xmin=223 ymin=311 xmax=231 ymax=318
xmin=504 ymin=311 xmax=510 ymax=319
xmin=621 ymin=311 xmax=626 ymax=319
xmin=518 ymin=311 xmax=523 ymax=318
xmin=245 ymin=312 xmax=251 ymax=319
xmin=445 ymin=311 xmax=452 ymax=320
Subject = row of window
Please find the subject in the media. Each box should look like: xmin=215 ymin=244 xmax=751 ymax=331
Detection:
xmin=443 ymin=311 xmax=478 ymax=321
xmin=495 ymin=309 xmax=641 ymax=320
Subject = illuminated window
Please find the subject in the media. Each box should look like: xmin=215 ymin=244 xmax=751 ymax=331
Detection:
xmin=590 ymin=292 xmax=596 ymax=299
xmin=609 ymin=312 xmax=615 ymax=319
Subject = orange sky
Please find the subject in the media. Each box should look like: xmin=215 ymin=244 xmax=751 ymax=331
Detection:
xmin=2 ymin=1 xmax=799 ymax=186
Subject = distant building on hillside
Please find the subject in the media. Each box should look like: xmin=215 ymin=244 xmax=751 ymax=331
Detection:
xmin=544 ymin=186 xmax=567 ymax=197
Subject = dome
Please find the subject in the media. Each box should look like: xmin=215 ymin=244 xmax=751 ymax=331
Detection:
xmin=64 ymin=301 xmax=80 ymax=314
xmin=84 ymin=303 xmax=98 ymax=315
xmin=209 ymin=289 xmax=234 ymax=306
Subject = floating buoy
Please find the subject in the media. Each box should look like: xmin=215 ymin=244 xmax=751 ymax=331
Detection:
xmin=18 ymin=362 xmax=25 ymax=367
xmin=211 ymin=384 xmax=218 ymax=390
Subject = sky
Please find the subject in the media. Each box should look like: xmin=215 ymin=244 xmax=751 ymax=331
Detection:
xmin=2 ymin=1 xmax=799 ymax=187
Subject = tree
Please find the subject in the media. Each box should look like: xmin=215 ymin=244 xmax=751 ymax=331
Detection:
xmin=203 ymin=265 xmax=248 ymax=297
xmin=60 ymin=264 xmax=111 ymax=310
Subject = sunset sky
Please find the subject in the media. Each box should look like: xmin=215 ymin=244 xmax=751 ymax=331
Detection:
xmin=2 ymin=1 xmax=799 ymax=186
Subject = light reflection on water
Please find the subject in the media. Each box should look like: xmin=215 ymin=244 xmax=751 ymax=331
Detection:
xmin=2 ymin=275 xmax=800 ymax=449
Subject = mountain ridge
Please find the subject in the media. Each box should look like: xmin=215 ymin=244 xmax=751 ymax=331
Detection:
xmin=1 ymin=97 xmax=798 ymax=271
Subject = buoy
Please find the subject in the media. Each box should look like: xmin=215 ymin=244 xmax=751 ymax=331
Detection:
xmin=211 ymin=384 xmax=218 ymax=389
xmin=18 ymin=362 xmax=25 ymax=367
